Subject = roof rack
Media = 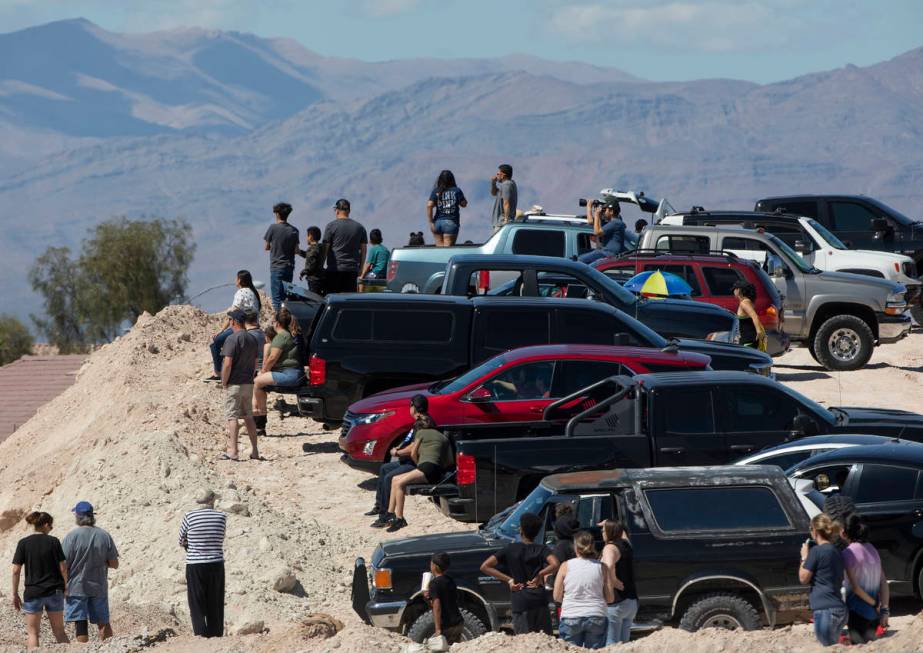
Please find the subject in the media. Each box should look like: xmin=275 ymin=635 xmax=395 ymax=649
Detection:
xmin=517 ymin=213 xmax=588 ymax=225
xmin=612 ymin=249 xmax=740 ymax=261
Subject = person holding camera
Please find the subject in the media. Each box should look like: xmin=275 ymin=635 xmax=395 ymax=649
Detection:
xmin=578 ymin=196 xmax=626 ymax=264
xmin=490 ymin=164 xmax=518 ymax=231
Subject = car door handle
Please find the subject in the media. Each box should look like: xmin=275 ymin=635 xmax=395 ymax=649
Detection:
xmin=660 ymin=447 xmax=686 ymax=454
xmin=729 ymin=444 xmax=755 ymax=452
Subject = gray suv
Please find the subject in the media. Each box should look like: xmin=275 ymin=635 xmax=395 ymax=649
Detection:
xmin=640 ymin=224 xmax=910 ymax=370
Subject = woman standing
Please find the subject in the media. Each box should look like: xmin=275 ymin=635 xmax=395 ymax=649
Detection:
xmin=732 ymin=280 xmax=767 ymax=351
xmin=252 ymin=308 xmax=302 ymax=435
xmin=600 ymin=520 xmax=637 ymax=645
xmin=553 ymin=531 xmax=614 ymax=649
xmin=799 ymin=514 xmax=847 ymax=646
xmin=427 ymin=170 xmax=468 ymax=246
xmin=207 ymin=270 xmax=261 ymax=381
xmin=841 ymin=514 xmax=889 ymax=643
xmin=11 ymin=512 xmax=69 ymax=648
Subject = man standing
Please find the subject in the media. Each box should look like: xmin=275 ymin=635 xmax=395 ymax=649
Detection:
xmin=490 ymin=164 xmax=518 ymax=231
xmin=264 ymin=202 xmax=299 ymax=311
xmin=179 ymin=489 xmax=227 ymax=638
xmin=62 ymin=501 xmax=119 ymax=643
xmin=220 ymin=309 xmax=260 ymax=462
xmin=322 ymin=199 xmax=367 ymax=293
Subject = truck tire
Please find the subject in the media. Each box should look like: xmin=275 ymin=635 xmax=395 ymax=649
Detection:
xmin=806 ymin=341 xmax=820 ymax=364
xmin=678 ymin=593 xmax=762 ymax=632
xmin=812 ymin=315 xmax=874 ymax=371
xmin=911 ymin=303 xmax=923 ymax=326
xmin=407 ymin=606 xmax=489 ymax=643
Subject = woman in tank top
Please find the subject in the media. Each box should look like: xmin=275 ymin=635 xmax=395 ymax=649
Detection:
xmin=553 ymin=531 xmax=614 ymax=649
xmin=600 ymin=520 xmax=638 ymax=644
xmin=733 ymin=280 xmax=766 ymax=350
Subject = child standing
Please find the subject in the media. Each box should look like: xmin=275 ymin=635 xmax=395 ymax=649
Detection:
xmin=425 ymin=552 xmax=465 ymax=644
xmin=298 ymin=226 xmax=325 ymax=295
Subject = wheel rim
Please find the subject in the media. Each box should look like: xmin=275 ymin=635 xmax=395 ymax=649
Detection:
xmin=702 ymin=614 xmax=743 ymax=630
xmin=827 ymin=328 xmax=861 ymax=363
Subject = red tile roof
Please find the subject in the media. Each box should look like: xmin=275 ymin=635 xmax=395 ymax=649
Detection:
xmin=0 ymin=355 xmax=86 ymax=441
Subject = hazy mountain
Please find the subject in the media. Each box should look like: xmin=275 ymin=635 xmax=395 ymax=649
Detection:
xmin=1 ymin=19 xmax=922 ymax=324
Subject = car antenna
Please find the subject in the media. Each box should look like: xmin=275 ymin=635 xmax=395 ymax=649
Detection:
xmin=894 ymin=426 xmax=905 ymax=443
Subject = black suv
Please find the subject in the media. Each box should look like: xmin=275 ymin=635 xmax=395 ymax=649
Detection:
xmin=352 ymin=465 xmax=811 ymax=642
xmin=789 ymin=442 xmax=923 ymax=598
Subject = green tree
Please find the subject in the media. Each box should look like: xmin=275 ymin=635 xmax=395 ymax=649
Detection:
xmin=0 ymin=314 xmax=34 ymax=365
xmin=29 ymin=218 xmax=196 ymax=350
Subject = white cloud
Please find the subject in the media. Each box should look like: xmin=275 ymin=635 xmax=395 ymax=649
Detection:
xmin=549 ymin=1 xmax=796 ymax=52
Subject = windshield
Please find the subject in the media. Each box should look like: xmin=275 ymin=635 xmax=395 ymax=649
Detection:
xmin=497 ymin=484 xmax=553 ymax=539
xmin=867 ymin=198 xmax=917 ymax=226
xmin=432 ymin=355 xmax=507 ymax=395
xmin=807 ymin=219 xmax=848 ymax=250
xmin=768 ymin=234 xmax=816 ymax=273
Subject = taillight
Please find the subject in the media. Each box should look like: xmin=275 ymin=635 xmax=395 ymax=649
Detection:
xmin=760 ymin=305 xmax=779 ymax=326
xmin=457 ymin=453 xmax=476 ymax=485
xmin=386 ymin=260 xmax=398 ymax=282
xmin=477 ymin=270 xmax=490 ymax=293
xmin=308 ymin=355 xmax=326 ymax=386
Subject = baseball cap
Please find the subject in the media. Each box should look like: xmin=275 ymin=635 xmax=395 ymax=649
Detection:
xmin=334 ymin=198 xmax=350 ymax=211
xmin=600 ymin=196 xmax=621 ymax=211
xmin=227 ymin=309 xmax=247 ymax=323
xmin=72 ymin=501 xmax=94 ymax=514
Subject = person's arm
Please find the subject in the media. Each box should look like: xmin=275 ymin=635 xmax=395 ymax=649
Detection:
xmin=741 ymin=299 xmax=766 ymax=337
xmin=600 ymin=543 xmax=624 ymax=591
xmin=593 ymin=208 xmax=604 ymax=238
xmin=359 ymin=243 xmax=368 ymax=274
xmin=527 ymin=553 xmax=559 ymax=589
xmin=261 ymin=347 xmax=282 ymax=374
xmin=427 ymin=199 xmax=436 ymax=231
xmin=11 ymin=564 xmax=22 ymax=611
xmin=59 ymin=560 xmax=68 ymax=592
xmin=798 ymin=542 xmax=814 ymax=584
xmin=409 ymin=439 xmax=422 ymax=464
xmin=179 ymin=515 xmax=188 ymax=550
xmin=844 ymin=566 xmax=877 ymax=606
xmin=221 ymin=355 xmax=233 ymax=388
xmin=107 ymin=559 xmax=119 ymax=569
xmin=552 ymin=561 xmax=567 ymax=603
xmin=480 ymin=554 xmax=523 ymax=591
xmin=490 ymin=176 xmax=499 ymax=197
xmin=602 ymin=563 xmax=615 ymax=604
xmin=431 ymin=595 xmax=443 ymax=635
xmin=264 ymin=241 xmax=271 ymax=251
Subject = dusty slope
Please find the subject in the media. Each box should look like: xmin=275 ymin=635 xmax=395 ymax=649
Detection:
xmin=0 ymin=306 xmax=920 ymax=652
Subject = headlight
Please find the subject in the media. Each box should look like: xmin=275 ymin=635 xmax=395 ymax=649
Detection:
xmin=354 ymin=411 xmax=395 ymax=425
xmin=373 ymin=568 xmax=393 ymax=589
xmin=362 ymin=441 xmax=377 ymax=456
xmin=885 ymin=291 xmax=908 ymax=315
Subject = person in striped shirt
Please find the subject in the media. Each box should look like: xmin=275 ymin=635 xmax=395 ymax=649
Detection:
xmin=179 ymin=490 xmax=227 ymax=638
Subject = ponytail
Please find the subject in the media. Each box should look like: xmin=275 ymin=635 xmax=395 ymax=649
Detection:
xmin=843 ymin=513 xmax=869 ymax=543
xmin=811 ymin=513 xmax=840 ymax=542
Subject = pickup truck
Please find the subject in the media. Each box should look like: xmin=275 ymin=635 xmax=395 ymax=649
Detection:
xmin=439 ymin=254 xmax=740 ymax=342
xmin=422 ymin=371 xmax=923 ymax=523
xmin=640 ymin=223 xmax=911 ymax=370
xmin=660 ymin=209 xmax=921 ymax=319
xmin=353 ymin=465 xmax=812 ymax=641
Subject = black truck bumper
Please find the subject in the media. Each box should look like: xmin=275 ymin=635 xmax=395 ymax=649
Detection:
xmin=352 ymin=557 xmax=406 ymax=631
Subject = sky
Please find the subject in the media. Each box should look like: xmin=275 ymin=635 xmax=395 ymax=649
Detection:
xmin=1 ymin=0 xmax=922 ymax=83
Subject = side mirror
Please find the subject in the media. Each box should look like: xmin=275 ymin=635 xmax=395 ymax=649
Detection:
xmin=466 ymin=386 xmax=492 ymax=403
xmin=793 ymin=240 xmax=809 ymax=254
xmin=871 ymin=218 xmax=889 ymax=233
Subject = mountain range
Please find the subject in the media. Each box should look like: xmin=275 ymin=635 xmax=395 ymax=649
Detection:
xmin=2 ymin=19 xmax=922 ymax=323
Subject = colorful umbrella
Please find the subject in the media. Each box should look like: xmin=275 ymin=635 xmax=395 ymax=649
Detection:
xmin=623 ymin=270 xmax=692 ymax=299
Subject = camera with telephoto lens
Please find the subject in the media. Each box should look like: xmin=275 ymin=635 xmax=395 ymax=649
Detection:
xmin=578 ymin=198 xmax=600 ymax=208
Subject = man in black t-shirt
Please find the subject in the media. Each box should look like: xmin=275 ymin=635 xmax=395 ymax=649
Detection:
xmin=426 ymin=552 xmax=464 ymax=643
xmin=322 ymin=199 xmax=368 ymax=293
xmin=480 ymin=512 xmax=559 ymax=635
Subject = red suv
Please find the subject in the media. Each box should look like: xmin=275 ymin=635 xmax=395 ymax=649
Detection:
xmin=592 ymin=252 xmax=789 ymax=356
xmin=338 ymin=343 xmax=711 ymax=472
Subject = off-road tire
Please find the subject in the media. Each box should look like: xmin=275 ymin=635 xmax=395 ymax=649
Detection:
xmin=916 ymin=563 xmax=923 ymax=600
xmin=407 ymin=606 xmax=489 ymax=643
xmin=911 ymin=303 xmax=923 ymax=327
xmin=806 ymin=341 xmax=820 ymax=364
xmin=813 ymin=315 xmax=875 ymax=371
xmin=678 ymin=593 xmax=762 ymax=632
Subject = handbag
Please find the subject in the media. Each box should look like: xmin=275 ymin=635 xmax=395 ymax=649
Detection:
xmin=426 ymin=634 xmax=449 ymax=652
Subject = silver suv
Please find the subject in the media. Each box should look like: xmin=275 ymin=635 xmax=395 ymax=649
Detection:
xmin=640 ymin=224 xmax=910 ymax=370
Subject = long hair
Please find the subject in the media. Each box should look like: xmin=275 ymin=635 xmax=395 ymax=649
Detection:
xmin=601 ymin=519 xmax=625 ymax=544
xmin=434 ymin=170 xmax=457 ymax=196
xmin=733 ymin=280 xmax=757 ymax=302
xmin=25 ymin=512 xmax=53 ymax=530
xmin=237 ymin=269 xmax=262 ymax=313
xmin=843 ymin=513 xmax=869 ymax=543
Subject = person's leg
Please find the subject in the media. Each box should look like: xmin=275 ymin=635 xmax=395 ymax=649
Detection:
xmin=25 ymin=611 xmax=41 ymax=649
xmin=585 ymin=616 xmax=608 ymax=649
xmin=204 ymin=562 xmax=225 ymax=638
xmin=444 ymin=233 xmax=457 ymax=246
xmin=186 ymin=564 xmax=208 ymax=636
xmin=210 ymin=328 xmax=232 ymax=376
xmin=47 ymin=610 xmax=69 ymax=644
xmin=559 ymin=617 xmax=577 ymax=644
xmin=269 ymin=268 xmax=283 ymax=311
xmin=253 ymin=372 xmax=274 ymax=415
xmin=620 ymin=598 xmax=638 ymax=643
xmin=531 ymin=605 xmax=552 ymax=635
xmin=65 ymin=596 xmax=89 ymax=643
xmin=377 ymin=462 xmax=414 ymax=517
xmin=88 ymin=596 xmax=112 ymax=640
xmin=577 ymin=249 xmax=606 ymax=265
xmin=511 ymin=611 xmax=528 ymax=635
xmin=238 ymin=384 xmax=259 ymax=459
xmin=373 ymin=461 xmax=400 ymax=514
xmin=606 ymin=603 xmax=622 ymax=646
xmin=281 ymin=265 xmax=294 ymax=285
xmin=390 ymin=469 xmax=427 ymax=519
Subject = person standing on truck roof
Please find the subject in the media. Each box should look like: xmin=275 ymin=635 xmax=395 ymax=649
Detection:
xmin=298 ymin=226 xmax=325 ymax=296
xmin=490 ymin=164 xmax=518 ymax=231
xmin=578 ymin=196 xmax=626 ymax=264
xmin=480 ymin=512 xmax=559 ymax=635
xmin=219 ymin=309 xmax=261 ymax=462
xmin=322 ymin=199 xmax=368 ymax=294
xmin=427 ymin=170 xmax=468 ymax=246
xmin=264 ymin=203 xmax=300 ymax=311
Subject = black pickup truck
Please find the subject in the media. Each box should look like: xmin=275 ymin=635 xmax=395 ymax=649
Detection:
xmin=281 ymin=292 xmax=773 ymax=425
xmin=353 ymin=465 xmax=812 ymax=642
xmin=440 ymin=254 xmax=741 ymax=342
xmin=423 ymin=371 xmax=923 ymax=522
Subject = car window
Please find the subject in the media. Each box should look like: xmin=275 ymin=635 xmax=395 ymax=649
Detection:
xmin=722 ymin=237 xmax=769 ymax=252
xmin=797 ymin=465 xmax=854 ymax=494
xmin=830 ymin=202 xmax=878 ymax=232
xmin=331 ymin=309 xmax=372 ymax=340
xmin=535 ymin=273 xmax=594 ymax=299
xmin=763 ymin=224 xmax=808 ymax=248
xmin=659 ymin=387 xmax=715 ymax=434
xmin=374 ymin=310 xmax=453 ymax=343
xmin=654 ymin=235 xmax=710 ymax=253
xmin=750 ymin=450 xmax=813 ymax=471
xmin=467 ymin=270 xmax=527 ymax=296
xmin=853 ymin=465 xmax=920 ymax=503
xmin=480 ymin=361 xmax=555 ymax=400
xmin=702 ymin=266 xmax=745 ymax=296
xmin=774 ymin=201 xmax=819 ymax=219
xmin=555 ymin=309 xmax=643 ymax=347
xmin=480 ymin=309 xmax=551 ymax=356
xmin=553 ymin=360 xmax=625 ymax=396
xmin=577 ymin=233 xmax=594 ymax=255
xmin=645 ymin=486 xmax=790 ymax=532
xmin=602 ymin=267 xmax=637 ymax=283
xmin=643 ymin=265 xmax=701 ymax=296
xmin=719 ymin=387 xmax=801 ymax=432
xmin=512 ymin=229 xmax=565 ymax=257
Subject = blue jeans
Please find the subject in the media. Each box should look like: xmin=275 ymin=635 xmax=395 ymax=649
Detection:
xmin=209 ymin=328 xmax=233 ymax=375
xmin=813 ymin=606 xmax=848 ymax=646
xmin=606 ymin=598 xmax=638 ymax=644
xmin=270 ymin=367 xmax=303 ymax=386
xmin=270 ymin=265 xmax=294 ymax=311
xmin=375 ymin=461 xmax=415 ymax=515
xmin=22 ymin=590 xmax=64 ymax=614
xmin=559 ymin=615 xmax=607 ymax=649
xmin=65 ymin=595 xmax=110 ymax=625
xmin=578 ymin=249 xmax=610 ymax=265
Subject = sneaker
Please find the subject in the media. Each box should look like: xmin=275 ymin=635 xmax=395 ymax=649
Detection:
xmin=386 ymin=517 xmax=408 ymax=533
xmin=370 ymin=513 xmax=394 ymax=528
xmin=363 ymin=508 xmax=380 ymax=517
xmin=256 ymin=428 xmax=267 ymax=437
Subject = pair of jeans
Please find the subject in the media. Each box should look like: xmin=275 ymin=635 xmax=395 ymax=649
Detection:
xmin=606 ymin=598 xmax=638 ymax=644
xmin=559 ymin=615 xmax=607 ymax=649
xmin=270 ymin=265 xmax=294 ymax=310
xmin=375 ymin=461 xmax=415 ymax=515
xmin=812 ymin=606 xmax=848 ymax=646
xmin=577 ymin=249 xmax=609 ymax=265
xmin=209 ymin=328 xmax=233 ymax=375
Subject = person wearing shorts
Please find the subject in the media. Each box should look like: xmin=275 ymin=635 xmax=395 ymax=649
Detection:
xmin=12 ymin=511 xmax=70 ymax=648
xmin=253 ymin=308 xmax=303 ymax=435
xmin=427 ymin=170 xmax=467 ymax=246
xmin=220 ymin=309 xmax=260 ymax=461
xmin=62 ymin=501 xmax=119 ymax=643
